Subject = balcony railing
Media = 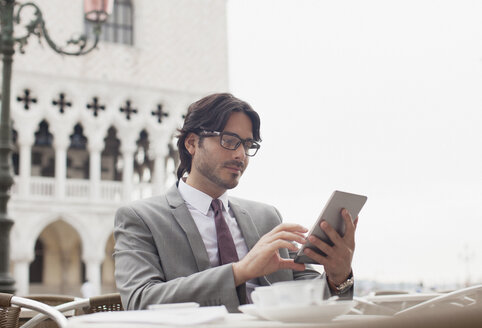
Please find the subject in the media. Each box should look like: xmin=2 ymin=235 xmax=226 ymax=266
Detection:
xmin=100 ymin=180 xmax=123 ymax=202
xmin=66 ymin=178 xmax=90 ymax=199
xmin=30 ymin=176 xmax=55 ymax=198
xmin=12 ymin=176 xmax=151 ymax=203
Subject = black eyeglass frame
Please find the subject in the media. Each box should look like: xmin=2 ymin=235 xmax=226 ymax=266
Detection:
xmin=198 ymin=130 xmax=261 ymax=157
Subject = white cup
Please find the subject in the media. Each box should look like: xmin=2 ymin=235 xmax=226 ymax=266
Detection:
xmin=251 ymin=286 xmax=279 ymax=307
xmin=271 ymin=279 xmax=325 ymax=307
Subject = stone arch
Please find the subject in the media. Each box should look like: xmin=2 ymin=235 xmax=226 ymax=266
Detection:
xmin=29 ymin=219 xmax=83 ymax=295
xmin=101 ymin=232 xmax=116 ymax=293
xmin=22 ymin=212 xmax=91 ymax=261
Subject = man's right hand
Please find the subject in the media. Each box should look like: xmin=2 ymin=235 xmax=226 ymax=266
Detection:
xmin=232 ymin=223 xmax=308 ymax=286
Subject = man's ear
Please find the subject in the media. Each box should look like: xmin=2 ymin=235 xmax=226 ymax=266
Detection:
xmin=185 ymin=133 xmax=198 ymax=156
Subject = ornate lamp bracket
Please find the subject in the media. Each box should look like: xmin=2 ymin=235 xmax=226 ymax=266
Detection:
xmin=13 ymin=2 xmax=101 ymax=56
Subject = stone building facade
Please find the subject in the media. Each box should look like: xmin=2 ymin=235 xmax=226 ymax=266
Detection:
xmin=8 ymin=0 xmax=228 ymax=296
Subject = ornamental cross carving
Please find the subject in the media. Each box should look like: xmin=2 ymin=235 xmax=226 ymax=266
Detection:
xmin=120 ymin=100 xmax=137 ymax=120
xmin=17 ymin=89 xmax=37 ymax=110
xmin=52 ymin=93 xmax=72 ymax=114
xmin=151 ymin=104 xmax=169 ymax=123
xmin=86 ymin=97 xmax=106 ymax=117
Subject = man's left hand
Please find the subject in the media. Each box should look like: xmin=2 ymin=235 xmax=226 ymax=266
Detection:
xmin=303 ymin=208 xmax=358 ymax=286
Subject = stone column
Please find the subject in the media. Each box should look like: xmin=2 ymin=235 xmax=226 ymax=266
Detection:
xmin=89 ymin=144 xmax=102 ymax=201
xmin=54 ymin=145 xmax=67 ymax=199
xmin=83 ymin=257 xmax=103 ymax=296
xmin=54 ymin=130 xmax=70 ymax=199
xmin=11 ymin=224 xmax=34 ymax=295
xmin=122 ymin=150 xmax=134 ymax=201
xmin=13 ymin=259 xmax=30 ymax=296
xmin=120 ymin=135 xmax=137 ymax=201
xmin=18 ymin=137 xmax=33 ymax=197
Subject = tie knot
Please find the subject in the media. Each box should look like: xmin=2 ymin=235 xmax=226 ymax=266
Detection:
xmin=211 ymin=199 xmax=222 ymax=212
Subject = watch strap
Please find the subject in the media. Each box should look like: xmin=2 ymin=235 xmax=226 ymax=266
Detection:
xmin=333 ymin=271 xmax=354 ymax=294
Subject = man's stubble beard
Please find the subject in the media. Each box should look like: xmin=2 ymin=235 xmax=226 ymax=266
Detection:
xmin=195 ymin=158 xmax=241 ymax=190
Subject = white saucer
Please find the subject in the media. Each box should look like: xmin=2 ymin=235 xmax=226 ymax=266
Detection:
xmin=238 ymin=304 xmax=265 ymax=320
xmin=334 ymin=314 xmax=392 ymax=321
xmin=364 ymin=293 xmax=441 ymax=303
xmin=239 ymin=301 xmax=356 ymax=323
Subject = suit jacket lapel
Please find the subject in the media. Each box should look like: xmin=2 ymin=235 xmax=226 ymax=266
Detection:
xmin=229 ymin=200 xmax=260 ymax=251
xmin=166 ymin=184 xmax=211 ymax=272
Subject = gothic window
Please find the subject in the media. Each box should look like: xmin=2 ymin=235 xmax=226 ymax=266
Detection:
xmin=69 ymin=124 xmax=88 ymax=150
xmin=134 ymin=130 xmax=153 ymax=183
xmin=32 ymin=120 xmax=55 ymax=177
xmin=68 ymin=124 xmax=89 ymax=179
xmin=101 ymin=126 xmax=123 ymax=181
xmin=86 ymin=0 xmax=134 ymax=45
xmin=34 ymin=120 xmax=53 ymax=147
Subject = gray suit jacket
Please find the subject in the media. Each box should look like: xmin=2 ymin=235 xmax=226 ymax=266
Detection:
xmin=114 ymin=184 xmax=341 ymax=312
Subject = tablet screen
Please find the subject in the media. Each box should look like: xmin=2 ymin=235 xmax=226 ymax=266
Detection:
xmin=294 ymin=190 xmax=367 ymax=264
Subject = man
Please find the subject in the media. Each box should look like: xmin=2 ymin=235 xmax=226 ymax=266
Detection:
xmin=114 ymin=93 xmax=356 ymax=312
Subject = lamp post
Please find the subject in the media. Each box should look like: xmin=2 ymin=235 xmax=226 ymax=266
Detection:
xmin=0 ymin=0 xmax=112 ymax=293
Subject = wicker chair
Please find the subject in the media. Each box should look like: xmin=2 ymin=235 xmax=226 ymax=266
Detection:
xmin=23 ymin=295 xmax=76 ymax=307
xmin=22 ymin=293 xmax=123 ymax=328
xmin=83 ymin=293 xmax=124 ymax=314
xmin=396 ymin=284 xmax=482 ymax=316
xmin=0 ymin=293 xmax=67 ymax=328
xmin=18 ymin=295 xmax=82 ymax=328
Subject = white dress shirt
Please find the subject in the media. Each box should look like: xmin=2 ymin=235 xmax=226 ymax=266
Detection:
xmin=178 ymin=179 xmax=249 ymax=267
xmin=178 ymin=179 xmax=258 ymax=302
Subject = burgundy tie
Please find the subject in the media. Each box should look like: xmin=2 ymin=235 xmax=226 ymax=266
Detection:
xmin=211 ymin=199 xmax=239 ymax=265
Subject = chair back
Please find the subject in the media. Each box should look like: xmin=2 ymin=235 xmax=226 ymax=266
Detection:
xmin=20 ymin=295 xmax=76 ymax=328
xmin=24 ymin=295 xmax=76 ymax=307
xmin=0 ymin=293 xmax=20 ymax=328
xmin=85 ymin=293 xmax=124 ymax=313
xmin=21 ymin=293 xmax=123 ymax=328
xmin=0 ymin=293 xmax=68 ymax=328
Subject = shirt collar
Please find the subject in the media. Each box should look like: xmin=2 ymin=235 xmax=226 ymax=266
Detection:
xmin=178 ymin=178 xmax=229 ymax=215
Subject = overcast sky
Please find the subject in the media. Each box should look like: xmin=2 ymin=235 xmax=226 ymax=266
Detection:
xmin=226 ymin=0 xmax=482 ymax=287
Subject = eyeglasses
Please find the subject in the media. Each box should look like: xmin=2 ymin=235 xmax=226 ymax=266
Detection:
xmin=199 ymin=130 xmax=261 ymax=156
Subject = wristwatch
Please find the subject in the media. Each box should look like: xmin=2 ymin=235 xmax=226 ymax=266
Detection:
xmin=333 ymin=272 xmax=354 ymax=294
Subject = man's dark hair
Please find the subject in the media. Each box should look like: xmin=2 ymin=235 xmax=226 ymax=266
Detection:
xmin=176 ymin=93 xmax=261 ymax=179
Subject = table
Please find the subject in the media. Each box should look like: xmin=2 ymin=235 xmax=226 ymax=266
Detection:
xmin=66 ymin=305 xmax=482 ymax=328
xmin=69 ymin=313 xmax=335 ymax=328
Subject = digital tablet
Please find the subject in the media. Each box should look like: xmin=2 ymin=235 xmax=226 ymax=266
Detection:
xmin=294 ymin=190 xmax=367 ymax=264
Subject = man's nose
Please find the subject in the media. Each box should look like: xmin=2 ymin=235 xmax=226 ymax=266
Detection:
xmin=233 ymin=143 xmax=247 ymax=160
